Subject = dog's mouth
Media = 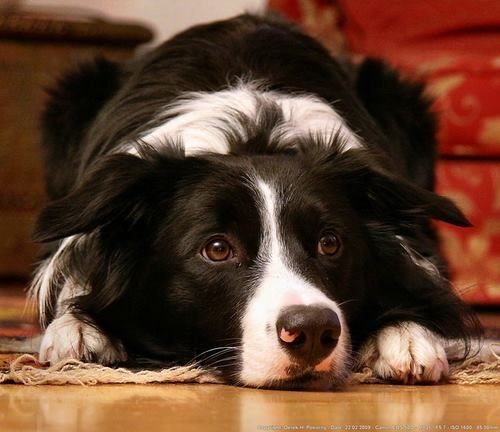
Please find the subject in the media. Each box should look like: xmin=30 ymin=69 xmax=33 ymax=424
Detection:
xmin=253 ymin=363 xmax=337 ymax=391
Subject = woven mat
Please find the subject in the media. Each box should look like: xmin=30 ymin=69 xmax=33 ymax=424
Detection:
xmin=1 ymin=290 xmax=499 ymax=387
xmin=1 ymin=349 xmax=499 ymax=386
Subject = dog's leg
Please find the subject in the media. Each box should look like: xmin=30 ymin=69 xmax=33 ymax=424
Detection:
xmin=356 ymin=322 xmax=449 ymax=384
xmin=38 ymin=280 xmax=127 ymax=365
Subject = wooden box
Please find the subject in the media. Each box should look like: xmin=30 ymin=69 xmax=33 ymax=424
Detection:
xmin=0 ymin=9 xmax=153 ymax=278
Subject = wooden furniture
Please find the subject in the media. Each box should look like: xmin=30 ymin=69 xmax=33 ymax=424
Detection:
xmin=0 ymin=9 xmax=153 ymax=277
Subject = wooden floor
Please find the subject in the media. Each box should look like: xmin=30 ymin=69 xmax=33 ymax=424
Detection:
xmin=1 ymin=383 xmax=499 ymax=431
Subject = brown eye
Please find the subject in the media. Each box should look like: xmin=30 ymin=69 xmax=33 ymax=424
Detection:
xmin=318 ymin=232 xmax=341 ymax=256
xmin=202 ymin=239 xmax=233 ymax=262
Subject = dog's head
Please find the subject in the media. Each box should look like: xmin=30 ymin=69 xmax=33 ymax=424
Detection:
xmin=34 ymin=142 xmax=470 ymax=389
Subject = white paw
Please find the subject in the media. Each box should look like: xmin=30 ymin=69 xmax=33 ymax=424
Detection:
xmin=39 ymin=313 xmax=127 ymax=365
xmin=357 ymin=322 xmax=449 ymax=384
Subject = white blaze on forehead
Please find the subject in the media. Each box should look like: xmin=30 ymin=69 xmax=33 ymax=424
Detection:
xmin=256 ymin=180 xmax=281 ymax=260
xmin=123 ymin=82 xmax=362 ymax=157
xmin=239 ymin=178 xmax=350 ymax=387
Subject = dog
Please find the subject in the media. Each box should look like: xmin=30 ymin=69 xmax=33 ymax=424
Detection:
xmin=30 ymin=14 xmax=480 ymax=390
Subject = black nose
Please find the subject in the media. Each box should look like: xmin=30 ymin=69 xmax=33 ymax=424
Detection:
xmin=276 ymin=304 xmax=341 ymax=365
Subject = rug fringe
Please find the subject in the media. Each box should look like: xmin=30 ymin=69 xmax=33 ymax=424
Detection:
xmin=0 ymin=354 xmax=221 ymax=385
xmin=1 ymin=351 xmax=499 ymax=386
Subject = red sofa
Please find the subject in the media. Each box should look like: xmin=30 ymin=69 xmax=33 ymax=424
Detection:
xmin=269 ymin=0 xmax=500 ymax=305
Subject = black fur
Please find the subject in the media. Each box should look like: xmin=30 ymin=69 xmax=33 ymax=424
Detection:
xmin=355 ymin=58 xmax=438 ymax=190
xmin=41 ymin=58 xmax=123 ymax=199
xmin=33 ymin=14 xmax=480 ymax=388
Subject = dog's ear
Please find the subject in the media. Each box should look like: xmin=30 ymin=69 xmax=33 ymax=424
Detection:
xmin=357 ymin=163 xmax=471 ymax=227
xmin=355 ymin=58 xmax=437 ymax=191
xmin=33 ymin=152 xmax=185 ymax=243
xmin=42 ymin=58 xmax=123 ymax=200
xmin=323 ymin=150 xmax=471 ymax=228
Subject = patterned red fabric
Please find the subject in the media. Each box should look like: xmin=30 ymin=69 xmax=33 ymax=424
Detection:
xmin=437 ymin=162 xmax=500 ymax=304
xmin=338 ymin=0 xmax=500 ymax=57
xmin=415 ymin=54 xmax=500 ymax=157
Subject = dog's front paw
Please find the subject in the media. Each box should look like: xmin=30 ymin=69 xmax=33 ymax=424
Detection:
xmin=357 ymin=322 xmax=449 ymax=384
xmin=39 ymin=313 xmax=127 ymax=365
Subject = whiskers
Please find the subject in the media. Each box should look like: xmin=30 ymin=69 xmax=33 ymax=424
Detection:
xmin=336 ymin=299 xmax=359 ymax=309
xmin=188 ymin=343 xmax=243 ymax=373
xmin=452 ymin=281 xmax=480 ymax=296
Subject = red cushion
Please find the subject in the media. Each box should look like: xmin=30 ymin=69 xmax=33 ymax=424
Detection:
xmin=339 ymin=0 xmax=500 ymax=57
xmin=437 ymin=160 xmax=500 ymax=304
xmin=388 ymin=51 xmax=500 ymax=156
xmin=339 ymin=0 xmax=500 ymax=156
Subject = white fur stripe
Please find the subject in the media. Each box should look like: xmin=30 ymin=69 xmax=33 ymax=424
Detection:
xmin=29 ymin=235 xmax=89 ymax=325
xmin=239 ymin=178 xmax=350 ymax=387
xmin=256 ymin=180 xmax=281 ymax=262
xmin=29 ymin=235 xmax=78 ymax=324
xmin=123 ymin=82 xmax=362 ymax=157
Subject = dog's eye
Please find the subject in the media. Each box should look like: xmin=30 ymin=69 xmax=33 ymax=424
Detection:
xmin=202 ymin=239 xmax=233 ymax=262
xmin=318 ymin=232 xmax=341 ymax=256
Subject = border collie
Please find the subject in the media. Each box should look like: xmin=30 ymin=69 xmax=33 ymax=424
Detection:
xmin=30 ymin=14 xmax=480 ymax=390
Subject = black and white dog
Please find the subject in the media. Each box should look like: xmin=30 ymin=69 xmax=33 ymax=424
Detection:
xmin=31 ymin=14 xmax=480 ymax=389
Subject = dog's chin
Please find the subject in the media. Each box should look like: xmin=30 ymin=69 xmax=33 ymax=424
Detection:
xmin=222 ymin=363 xmax=345 ymax=391
xmin=264 ymin=370 xmax=339 ymax=391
